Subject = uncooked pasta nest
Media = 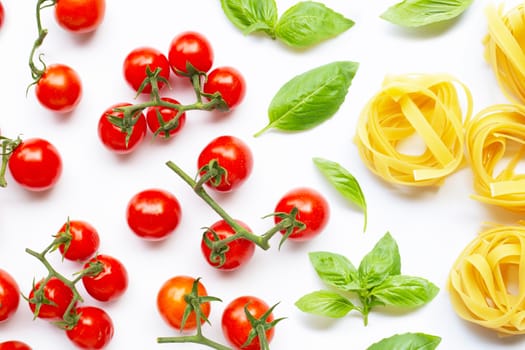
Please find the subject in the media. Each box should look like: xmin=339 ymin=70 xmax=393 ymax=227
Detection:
xmin=354 ymin=73 xmax=472 ymax=186
xmin=448 ymin=224 xmax=525 ymax=335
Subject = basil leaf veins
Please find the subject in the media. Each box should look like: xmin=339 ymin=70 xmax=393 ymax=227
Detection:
xmin=220 ymin=0 xmax=278 ymax=36
xmin=367 ymin=332 xmax=442 ymax=350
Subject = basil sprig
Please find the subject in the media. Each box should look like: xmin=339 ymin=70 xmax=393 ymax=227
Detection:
xmin=295 ymin=233 xmax=439 ymax=325
xmin=254 ymin=61 xmax=358 ymax=136
xmin=380 ymin=0 xmax=474 ymax=27
xmin=367 ymin=332 xmax=441 ymax=350
xmin=220 ymin=0 xmax=354 ymax=48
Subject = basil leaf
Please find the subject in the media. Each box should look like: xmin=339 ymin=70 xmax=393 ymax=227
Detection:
xmin=220 ymin=0 xmax=278 ymax=36
xmin=367 ymin=332 xmax=442 ymax=350
xmin=380 ymin=0 xmax=474 ymax=28
xmin=371 ymin=275 xmax=439 ymax=307
xmin=254 ymin=61 xmax=359 ymax=136
xmin=358 ymin=232 xmax=401 ymax=288
xmin=313 ymin=157 xmax=367 ymax=232
xmin=295 ymin=290 xmax=354 ymax=318
xmin=275 ymin=1 xmax=354 ymax=48
xmin=308 ymin=251 xmax=360 ymax=291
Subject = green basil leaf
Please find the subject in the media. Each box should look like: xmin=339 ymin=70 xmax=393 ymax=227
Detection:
xmin=313 ymin=157 xmax=367 ymax=232
xmin=220 ymin=0 xmax=278 ymax=36
xmin=295 ymin=290 xmax=354 ymax=318
xmin=380 ymin=0 xmax=474 ymax=28
xmin=308 ymin=251 xmax=360 ymax=291
xmin=358 ymin=232 xmax=401 ymax=288
xmin=367 ymin=332 xmax=442 ymax=350
xmin=254 ymin=61 xmax=359 ymax=136
xmin=371 ymin=275 xmax=439 ymax=307
xmin=275 ymin=1 xmax=354 ymax=48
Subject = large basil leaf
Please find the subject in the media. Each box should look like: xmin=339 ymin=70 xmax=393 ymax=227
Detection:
xmin=371 ymin=275 xmax=439 ymax=307
xmin=309 ymin=251 xmax=360 ymax=291
xmin=220 ymin=0 xmax=278 ymax=36
xmin=254 ymin=61 xmax=358 ymax=136
xmin=295 ymin=290 xmax=354 ymax=318
xmin=380 ymin=0 xmax=474 ymax=27
xmin=367 ymin=332 xmax=441 ymax=350
xmin=275 ymin=1 xmax=354 ymax=48
xmin=358 ymin=232 xmax=401 ymax=288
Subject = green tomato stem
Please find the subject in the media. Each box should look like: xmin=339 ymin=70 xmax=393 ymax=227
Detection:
xmin=157 ymin=334 xmax=232 ymax=350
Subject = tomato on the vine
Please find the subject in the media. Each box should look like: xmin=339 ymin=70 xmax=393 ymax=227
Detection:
xmin=35 ymin=64 xmax=82 ymax=113
xmin=66 ymin=306 xmax=114 ymax=349
xmin=0 ymin=341 xmax=32 ymax=350
xmin=56 ymin=219 xmax=100 ymax=262
xmin=54 ymin=0 xmax=106 ymax=33
xmin=157 ymin=276 xmax=210 ymax=331
xmin=28 ymin=277 xmax=76 ymax=320
xmin=274 ymin=187 xmax=330 ymax=241
xmin=123 ymin=47 xmax=170 ymax=94
xmin=201 ymin=219 xmax=255 ymax=271
xmin=8 ymin=138 xmax=62 ymax=191
xmin=197 ymin=135 xmax=253 ymax=192
xmin=145 ymin=97 xmax=186 ymax=139
xmin=203 ymin=66 xmax=246 ymax=110
xmin=0 ymin=269 xmax=20 ymax=323
xmin=168 ymin=31 xmax=213 ymax=75
xmin=82 ymin=254 xmax=128 ymax=302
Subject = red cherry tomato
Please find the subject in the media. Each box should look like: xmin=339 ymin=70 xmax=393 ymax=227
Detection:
xmin=197 ymin=135 xmax=253 ymax=192
xmin=168 ymin=31 xmax=213 ymax=75
xmin=54 ymin=0 xmax=105 ymax=33
xmin=201 ymin=219 xmax=255 ymax=271
xmin=56 ymin=220 xmax=100 ymax=262
xmin=28 ymin=277 xmax=76 ymax=320
xmin=0 ymin=341 xmax=32 ymax=350
xmin=123 ymin=47 xmax=170 ymax=94
xmin=0 ymin=2 xmax=4 ymax=29
xmin=126 ymin=188 xmax=182 ymax=241
xmin=35 ymin=64 xmax=82 ymax=113
xmin=82 ymin=254 xmax=128 ymax=302
xmin=145 ymin=97 xmax=186 ymax=139
xmin=66 ymin=306 xmax=114 ymax=349
xmin=97 ymin=102 xmax=147 ymax=154
xmin=203 ymin=66 xmax=246 ymax=110
xmin=8 ymin=138 xmax=62 ymax=191
xmin=222 ymin=296 xmax=275 ymax=350
xmin=157 ymin=276 xmax=211 ymax=331
xmin=274 ymin=187 xmax=330 ymax=241
xmin=0 ymin=269 xmax=20 ymax=323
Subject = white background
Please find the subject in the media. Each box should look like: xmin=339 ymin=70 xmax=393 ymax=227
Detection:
xmin=1 ymin=0 xmax=525 ymax=349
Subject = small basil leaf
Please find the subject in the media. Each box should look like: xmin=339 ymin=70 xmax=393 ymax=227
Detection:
xmin=254 ymin=61 xmax=359 ymax=136
xmin=371 ymin=275 xmax=439 ymax=307
xmin=313 ymin=157 xmax=367 ymax=232
xmin=308 ymin=251 xmax=360 ymax=291
xmin=367 ymin=332 xmax=442 ymax=350
xmin=275 ymin=1 xmax=354 ymax=48
xmin=380 ymin=0 xmax=474 ymax=28
xmin=220 ymin=0 xmax=278 ymax=36
xmin=295 ymin=290 xmax=354 ymax=318
xmin=358 ymin=232 xmax=401 ymax=288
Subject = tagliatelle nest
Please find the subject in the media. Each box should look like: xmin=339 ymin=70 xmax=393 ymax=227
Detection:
xmin=354 ymin=73 xmax=472 ymax=186
xmin=448 ymin=224 xmax=525 ymax=336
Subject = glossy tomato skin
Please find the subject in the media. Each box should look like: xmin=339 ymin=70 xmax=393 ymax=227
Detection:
xmin=168 ymin=31 xmax=213 ymax=75
xmin=145 ymin=97 xmax=186 ymax=139
xmin=54 ymin=0 xmax=105 ymax=33
xmin=66 ymin=306 xmax=114 ymax=349
xmin=197 ymin=135 xmax=253 ymax=192
xmin=82 ymin=254 xmax=128 ymax=302
xmin=201 ymin=219 xmax=255 ymax=271
xmin=0 ymin=2 xmax=4 ymax=29
xmin=57 ymin=220 xmax=100 ymax=262
xmin=35 ymin=64 xmax=82 ymax=113
xmin=8 ymin=138 xmax=62 ymax=191
xmin=28 ymin=277 xmax=76 ymax=320
xmin=274 ymin=187 xmax=330 ymax=241
xmin=126 ymin=188 xmax=182 ymax=241
xmin=0 ymin=341 xmax=32 ymax=350
xmin=97 ymin=102 xmax=147 ymax=154
xmin=0 ymin=269 xmax=20 ymax=323
xmin=157 ymin=276 xmax=210 ymax=331
xmin=123 ymin=47 xmax=170 ymax=93
xmin=222 ymin=296 xmax=275 ymax=350
xmin=203 ymin=66 xmax=246 ymax=110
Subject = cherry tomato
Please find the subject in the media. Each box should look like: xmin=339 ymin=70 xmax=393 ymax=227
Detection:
xmin=123 ymin=47 xmax=170 ymax=94
xmin=97 ymin=102 xmax=147 ymax=154
xmin=201 ymin=219 xmax=255 ymax=271
xmin=54 ymin=0 xmax=105 ymax=33
xmin=197 ymin=135 xmax=253 ymax=192
xmin=157 ymin=276 xmax=210 ymax=331
xmin=126 ymin=188 xmax=182 ymax=241
xmin=56 ymin=220 xmax=100 ymax=262
xmin=28 ymin=277 xmax=76 ymax=320
xmin=8 ymin=138 xmax=62 ymax=191
xmin=274 ymin=187 xmax=330 ymax=241
xmin=222 ymin=296 xmax=275 ymax=350
xmin=203 ymin=66 xmax=246 ymax=110
xmin=0 ymin=269 xmax=20 ymax=323
xmin=168 ymin=31 xmax=213 ymax=75
xmin=0 ymin=2 xmax=4 ymax=29
xmin=145 ymin=97 xmax=186 ymax=139
xmin=35 ymin=64 xmax=82 ymax=113
xmin=66 ymin=306 xmax=114 ymax=349
xmin=82 ymin=254 xmax=128 ymax=302
xmin=0 ymin=341 xmax=32 ymax=350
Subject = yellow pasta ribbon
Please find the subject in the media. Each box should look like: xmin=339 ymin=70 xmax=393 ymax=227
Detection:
xmin=354 ymin=73 xmax=472 ymax=186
